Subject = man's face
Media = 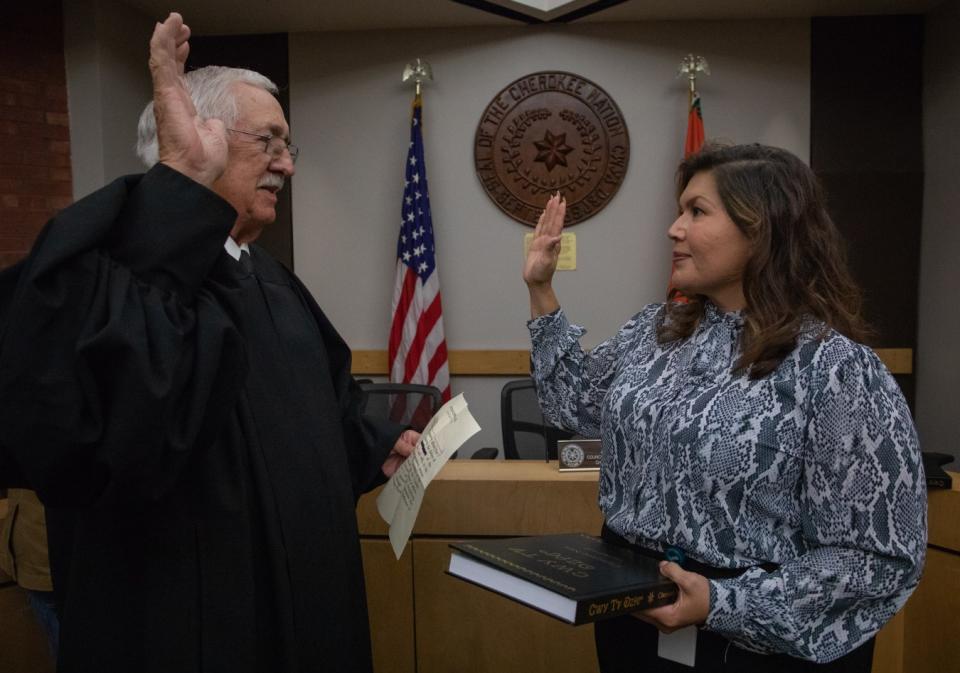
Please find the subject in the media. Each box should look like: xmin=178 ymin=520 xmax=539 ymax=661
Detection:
xmin=213 ymin=83 xmax=295 ymax=244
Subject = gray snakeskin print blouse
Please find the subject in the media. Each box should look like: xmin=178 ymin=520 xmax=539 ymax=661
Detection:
xmin=528 ymin=302 xmax=926 ymax=663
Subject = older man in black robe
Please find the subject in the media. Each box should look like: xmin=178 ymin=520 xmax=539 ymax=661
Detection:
xmin=0 ymin=13 xmax=417 ymax=673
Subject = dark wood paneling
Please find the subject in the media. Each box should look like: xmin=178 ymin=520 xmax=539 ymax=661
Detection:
xmin=812 ymin=17 xmax=923 ymax=173
xmin=186 ymin=33 xmax=294 ymax=270
xmin=811 ymin=16 xmax=923 ymax=407
xmin=815 ymin=170 xmax=923 ymax=348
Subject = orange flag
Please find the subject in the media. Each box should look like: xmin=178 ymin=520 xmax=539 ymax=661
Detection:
xmin=684 ymin=91 xmax=705 ymax=157
xmin=670 ymin=90 xmax=705 ymax=303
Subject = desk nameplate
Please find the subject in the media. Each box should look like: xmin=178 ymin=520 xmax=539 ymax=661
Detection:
xmin=557 ymin=439 xmax=601 ymax=472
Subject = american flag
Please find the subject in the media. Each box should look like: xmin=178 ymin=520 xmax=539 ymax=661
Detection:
xmin=388 ymin=94 xmax=451 ymax=402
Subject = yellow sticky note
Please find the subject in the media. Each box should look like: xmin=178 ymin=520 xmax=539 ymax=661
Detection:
xmin=524 ymin=232 xmax=576 ymax=271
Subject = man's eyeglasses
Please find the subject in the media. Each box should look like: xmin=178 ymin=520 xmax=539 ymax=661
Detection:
xmin=227 ymin=128 xmax=299 ymax=164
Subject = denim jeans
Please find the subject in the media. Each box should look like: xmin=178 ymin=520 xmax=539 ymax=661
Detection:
xmin=27 ymin=589 xmax=59 ymax=660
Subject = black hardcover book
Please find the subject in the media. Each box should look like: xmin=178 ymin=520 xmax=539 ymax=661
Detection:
xmin=447 ymin=533 xmax=678 ymax=625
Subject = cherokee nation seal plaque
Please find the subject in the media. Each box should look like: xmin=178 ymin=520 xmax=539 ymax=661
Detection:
xmin=475 ymin=71 xmax=629 ymax=226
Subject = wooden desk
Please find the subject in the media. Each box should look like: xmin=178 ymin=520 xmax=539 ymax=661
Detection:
xmin=358 ymin=461 xmax=602 ymax=673
xmin=358 ymin=464 xmax=958 ymax=673
xmin=357 ymin=460 xmax=602 ymax=538
xmin=897 ymin=471 xmax=960 ymax=673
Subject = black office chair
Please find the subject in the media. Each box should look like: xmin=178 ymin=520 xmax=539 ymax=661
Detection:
xmin=358 ymin=382 xmax=442 ymax=433
xmin=500 ymin=378 xmax=574 ymax=460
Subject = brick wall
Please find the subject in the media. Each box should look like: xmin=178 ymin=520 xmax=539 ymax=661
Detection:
xmin=1 ymin=3 xmax=72 ymax=271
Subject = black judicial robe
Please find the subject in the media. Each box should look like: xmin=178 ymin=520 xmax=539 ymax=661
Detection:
xmin=0 ymin=164 xmax=402 ymax=673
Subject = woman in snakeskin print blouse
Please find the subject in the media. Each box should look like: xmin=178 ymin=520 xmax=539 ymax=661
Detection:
xmin=524 ymin=144 xmax=926 ymax=673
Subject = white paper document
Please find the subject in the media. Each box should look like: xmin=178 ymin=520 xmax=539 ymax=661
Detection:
xmin=658 ymin=626 xmax=697 ymax=667
xmin=376 ymin=393 xmax=481 ymax=559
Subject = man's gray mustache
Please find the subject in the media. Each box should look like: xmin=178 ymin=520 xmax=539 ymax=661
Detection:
xmin=257 ymin=175 xmax=285 ymax=192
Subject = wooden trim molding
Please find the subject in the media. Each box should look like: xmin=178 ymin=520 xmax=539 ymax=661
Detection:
xmin=873 ymin=348 xmax=913 ymax=375
xmin=352 ymin=348 xmax=913 ymax=376
xmin=352 ymin=350 xmax=531 ymax=376
xmin=351 ymin=351 xmax=387 ymax=375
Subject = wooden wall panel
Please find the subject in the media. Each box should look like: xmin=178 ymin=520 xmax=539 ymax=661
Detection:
xmin=361 ymin=539 xmax=416 ymax=673
xmin=412 ymin=538 xmax=599 ymax=673
xmin=902 ymin=548 xmax=960 ymax=673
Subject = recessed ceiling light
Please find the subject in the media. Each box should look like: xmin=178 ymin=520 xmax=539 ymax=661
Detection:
xmin=451 ymin=0 xmax=628 ymax=23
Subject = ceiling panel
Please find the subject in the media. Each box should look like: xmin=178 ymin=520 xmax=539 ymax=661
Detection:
xmin=121 ymin=0 xmax=941 ymax=35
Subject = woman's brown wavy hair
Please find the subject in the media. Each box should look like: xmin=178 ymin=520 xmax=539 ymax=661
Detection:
xmin=657 ymin=143 xmax=871 ymax=378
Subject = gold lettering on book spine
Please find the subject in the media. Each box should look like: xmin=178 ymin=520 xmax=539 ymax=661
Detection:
xmin=586 ymin=589 xmax=676 ymax=620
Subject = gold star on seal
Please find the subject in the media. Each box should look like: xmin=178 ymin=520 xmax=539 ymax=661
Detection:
xmin=533 ymin=130 xmax=574 ymax=172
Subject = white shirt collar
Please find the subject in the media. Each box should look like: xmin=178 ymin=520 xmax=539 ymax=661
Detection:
xmin=223 ymin=237 xmax=250 ymax=261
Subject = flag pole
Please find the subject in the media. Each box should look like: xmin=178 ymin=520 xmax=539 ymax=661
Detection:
xmin=677 ymin=53 xmax=710 ymax=159
xmin=391 ymin=57 xmax=451 ymax=405
xmin=677 ymin=53 xmax=710 ymax=102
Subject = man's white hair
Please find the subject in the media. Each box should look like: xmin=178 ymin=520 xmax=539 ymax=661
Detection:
xmin=136 ymin=65 xmax=279 ymax=168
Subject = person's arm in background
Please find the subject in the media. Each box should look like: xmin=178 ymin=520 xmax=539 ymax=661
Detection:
xmin=705 ymin=344 xmax=927 ymax=663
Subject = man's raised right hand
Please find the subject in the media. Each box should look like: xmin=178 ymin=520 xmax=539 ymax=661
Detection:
xmin=149 ymin=13 xmax=228 ymax=187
